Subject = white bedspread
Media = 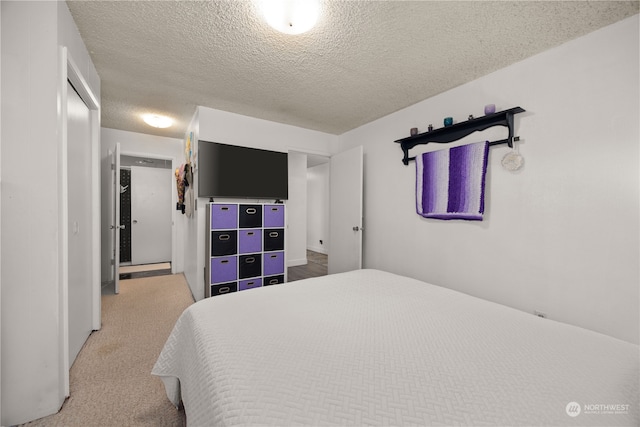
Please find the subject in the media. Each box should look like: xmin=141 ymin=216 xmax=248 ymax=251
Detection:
xmin=152 ymin=269 xmax=638 ymax=426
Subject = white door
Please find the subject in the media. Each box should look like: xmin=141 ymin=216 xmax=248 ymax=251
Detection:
xmin=328 ymin=145 xmax=363 ymax=274
xmin=67 ymin=82 xmax=93 ymax=365
xmin=130 ymin=166 xmax=172 ymax=265
xmin=113 ymin=143 xmax=121 ymax=294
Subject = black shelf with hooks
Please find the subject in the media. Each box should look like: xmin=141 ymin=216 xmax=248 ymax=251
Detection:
xmin=395 ymin=106 xmax=525 ymax=165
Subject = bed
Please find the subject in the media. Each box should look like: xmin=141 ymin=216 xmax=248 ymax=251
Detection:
xmin=152 ymin=269 xmax=638 ymax=426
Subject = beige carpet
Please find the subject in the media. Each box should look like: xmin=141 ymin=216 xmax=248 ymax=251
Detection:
xmin=22 ymin=274 xmax=193 ymax=426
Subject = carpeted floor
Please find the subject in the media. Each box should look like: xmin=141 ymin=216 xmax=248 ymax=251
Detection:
xmin=22 ymin=274 xmax=194 ymax=426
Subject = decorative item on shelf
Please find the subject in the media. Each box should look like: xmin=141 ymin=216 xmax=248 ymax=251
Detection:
xmin=444 ymin=117 xmax=453 ymax=127
xmin=501 ymin=148 xmax=524 ymax=171
xmin=484 ymin=104 xmax=496 ymax=115
xmin=410 ymin=127 xmax=418 ymax=136
xmin=468 ymin=114 xmax=474 ymax=120
xmin=428 ymin=124 xmax=433 ymax=132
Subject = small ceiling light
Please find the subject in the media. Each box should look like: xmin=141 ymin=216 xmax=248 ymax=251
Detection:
xmin=142 ymin=114 xmax=173 ymax=128
xmin=260 ymin=0 xmax=320 ymax=35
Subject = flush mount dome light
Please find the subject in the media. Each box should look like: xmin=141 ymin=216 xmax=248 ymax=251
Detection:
xmin=142 ymin=114 xmax=173 ymax=128
xmin=260 ymin=0 xmax=320 ymax=35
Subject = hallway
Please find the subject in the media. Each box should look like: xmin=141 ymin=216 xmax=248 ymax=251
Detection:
xmin=288 ymin=250 xmax=328 ymax=282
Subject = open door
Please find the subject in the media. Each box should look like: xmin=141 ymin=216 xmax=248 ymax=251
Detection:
xmin=130 ymin=166 xmax=172 ymax=265
xmin=112 ymin=143 xmax=121 ymax=294
xmin=328 ymin=145 xmax=363 ymax=274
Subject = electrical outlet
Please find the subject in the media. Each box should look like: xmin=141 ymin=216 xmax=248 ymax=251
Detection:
xmin=534 ymin=310 xmax=547 ymax=318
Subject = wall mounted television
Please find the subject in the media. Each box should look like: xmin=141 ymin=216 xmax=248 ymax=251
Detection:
xmin=198 ymin=140 xmax=288 ymax=200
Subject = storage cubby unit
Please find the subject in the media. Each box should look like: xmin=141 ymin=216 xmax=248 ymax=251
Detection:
xmin=205 ymin=202 xmax=286 ymax=297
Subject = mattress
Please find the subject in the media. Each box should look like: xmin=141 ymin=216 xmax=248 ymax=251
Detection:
xmin=152 ymin=269 xmax=638 ymax=426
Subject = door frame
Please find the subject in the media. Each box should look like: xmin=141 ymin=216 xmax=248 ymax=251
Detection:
xmin=287 ymin=148 xmax=331 ymax=260
xmin=114 ymin=144 xmax=121 ymax=293
xmin=58 ymin=47 xmax=101 ymax=398
xmin=114 ymin=151 xmax=177 ymax=275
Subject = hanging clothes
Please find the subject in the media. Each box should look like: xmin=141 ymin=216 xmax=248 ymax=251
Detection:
xmin=176 ymin=164 xmax=186 ymax=213
xmin=184 ymin=163 xmax=195 ymax=218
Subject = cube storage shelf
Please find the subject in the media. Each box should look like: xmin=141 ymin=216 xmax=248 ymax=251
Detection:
xmin=205 ymin=202 xmax=286 ymax=297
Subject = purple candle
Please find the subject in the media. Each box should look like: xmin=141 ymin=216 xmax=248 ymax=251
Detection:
xmin=484 ymin=104 xmax=496 ymax=115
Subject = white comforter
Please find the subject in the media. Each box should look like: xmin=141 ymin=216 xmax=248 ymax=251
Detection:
xmin=153 ymin=269 xmax=638 ymax=426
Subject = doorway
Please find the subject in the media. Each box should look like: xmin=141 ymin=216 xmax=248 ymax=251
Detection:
xmin=287 ymin=153 xmax=329 ymax=281
xmin=287 ymin=146 xmax=363 ymax=278
xmin=108 ymin=148 xmax=177 ymax=294
xmin=119 ymin=155 xmax=172 ymax=269
xmin=60 ymin=47 xmax=102 ymax=401
xmin=306 ymin=154 xmax=330 ymax=258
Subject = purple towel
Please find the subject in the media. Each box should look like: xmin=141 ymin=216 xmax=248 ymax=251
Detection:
xmin=415 ymin=141 xmax=490 ymax=221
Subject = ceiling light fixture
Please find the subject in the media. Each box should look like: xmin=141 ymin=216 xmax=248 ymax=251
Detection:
xmin=260 ymin=0 xmax=320 ymax=35
xmin=142 ymin=114 xmax=173 ymax=128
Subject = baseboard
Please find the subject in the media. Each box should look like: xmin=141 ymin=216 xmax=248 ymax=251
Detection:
xmin=307 ymin=245 xmax=328 ymax=255
xmin=287 ymin=258 xmax=308 ymax=267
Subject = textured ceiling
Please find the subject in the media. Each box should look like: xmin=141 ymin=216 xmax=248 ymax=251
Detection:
xmin=66 ymin=1 xmax=639 ymax=139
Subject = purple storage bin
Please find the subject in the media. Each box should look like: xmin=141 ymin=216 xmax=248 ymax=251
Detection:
xmin=239 ymin=229 xmax=262 ymax=254
xmin=211 ymin=256 xmax=237 ymax=284
xmin=239 ymin=278 xmax=262 ymax=291
xmin=211 ymin=204 xmax=238 ymax=230
xmin=264 ymin=204 xmax=285 ymax=227
xmin=263 ymin=251 xmax=285 ymax=276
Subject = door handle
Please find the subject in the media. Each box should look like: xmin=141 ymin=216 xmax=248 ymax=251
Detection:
xmin=352 ymin=226 xmax=360 ymax=231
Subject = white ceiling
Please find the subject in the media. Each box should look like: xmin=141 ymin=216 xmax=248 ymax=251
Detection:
xmin=66 ymin=1 xmax=639 ymax=139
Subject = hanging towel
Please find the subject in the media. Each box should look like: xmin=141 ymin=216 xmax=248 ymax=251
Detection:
xmin=416 ymin=141 xmax=490 ymax=221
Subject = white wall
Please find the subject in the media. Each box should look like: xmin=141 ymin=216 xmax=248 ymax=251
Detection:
xmin=337 ymin=16 xmax=639 ymax=344
xmin=287 ymin=152 xmax=308 ymax=266
xmin=1 ymin=2 xmax=100 ymax=424
xmin=100 ymin=128 xmax=185 ymax=283
xmin=182 ymin=111 xmax=200 ymax=299
xmin=307 ymin=163 xmax=330 ymax=254
xmin=183 ymin=107 xmax=335 ymax=300
xmin=57 ymin=1 xmax=100 ymax=100
xmin=0 ymin=3 xmax=3 ymax=421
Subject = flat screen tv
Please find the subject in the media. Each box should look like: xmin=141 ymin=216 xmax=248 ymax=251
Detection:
xmin=198 ymin=140 xmax=288 ymax=200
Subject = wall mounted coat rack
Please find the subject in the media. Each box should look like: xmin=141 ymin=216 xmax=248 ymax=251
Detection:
xmin=395 ymin=107 xmax=525 ymax=165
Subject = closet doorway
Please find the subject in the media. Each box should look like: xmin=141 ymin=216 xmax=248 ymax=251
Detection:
xmin=287 ymin=153 xmax=330 ymax=282
xmin=294 ymin=146 xmax=363 ymax=276
xmin=306 ymin=154 xmax=330 ymax=257
xmin=119 ymin=155 xmax=172 ymax=268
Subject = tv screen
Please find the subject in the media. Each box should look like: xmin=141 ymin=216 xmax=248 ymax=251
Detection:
xmin=198 ymin=140 xmax=289 ymax=200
